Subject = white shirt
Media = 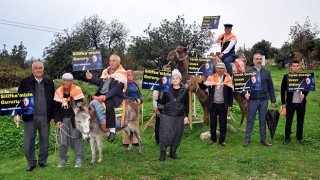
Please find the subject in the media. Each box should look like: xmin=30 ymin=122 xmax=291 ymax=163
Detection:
xmin=209 ymin=36 xmax=237 ymax=54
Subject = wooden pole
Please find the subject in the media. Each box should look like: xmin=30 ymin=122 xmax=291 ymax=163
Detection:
xmin=143 ymin=114 xmax=155 ymax=132
xmin=189 ymin=92 xmax=193 ymax=129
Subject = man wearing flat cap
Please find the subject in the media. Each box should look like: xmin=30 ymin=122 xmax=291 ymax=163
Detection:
xmin=207 ymin=23 xmax=237 ymax=76
xmin=198 ymin=62 xmax=233 ymax=147
xmin=54 ymin=73 xmax=85 ymax=168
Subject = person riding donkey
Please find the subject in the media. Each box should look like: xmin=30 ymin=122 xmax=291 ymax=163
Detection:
xmin=86 ymin=54 xmax=127 ymax=142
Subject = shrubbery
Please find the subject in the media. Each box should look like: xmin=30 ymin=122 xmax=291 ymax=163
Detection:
xmin=0 ymin=62 xmax=30 ymax=89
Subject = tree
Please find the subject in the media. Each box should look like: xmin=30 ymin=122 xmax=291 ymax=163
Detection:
xmin=289 ymin=16 xmax=319 ymax=69
xmin=249 ymin=39 xmax=278 ymax=59
xmin=44 ymin=15 xmax=129 ymax=79
xmin=10 ymin=42 xmax=27 ymax=68
xmin=274 ymin=42 xmax=292 ymax=68
xmin=0 ymin=44 xmax=9 ymax=58
xmin=128 ymin=15 xmax=211 ymax=69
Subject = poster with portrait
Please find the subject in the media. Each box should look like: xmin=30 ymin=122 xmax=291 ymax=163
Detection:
xmin=188 ymin=58 xmax=214 ymax=76
xmin=201 ymin=16 xmax=220 ymax=29
xmin=72 ymin=50 xmax=103 ymax=71
xmin=287 ymin=73 xmax=315 ymax=92
xmin=0 ymin=92 xmax=34 ymax=116
xmin=233 ymin=72 xmax=261 ymax=92
xmin=142 ymin=69 xmax=172 ymax=92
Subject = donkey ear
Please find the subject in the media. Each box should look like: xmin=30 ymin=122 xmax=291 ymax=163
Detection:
xmin=70 ymin=97 xmax=77 ymax=109
xmin=88 ymin=105 xmax=95 ymax=113
xmin=84 ymin=96 xmax=91 ymax=107
xmin=183 ymin=47 xmax=187 ymax=53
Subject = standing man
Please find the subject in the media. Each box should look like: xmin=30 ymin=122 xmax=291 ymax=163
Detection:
xmin=54 ymin=73 xmax=84 ymax=167
xmin=152 ymin=65 xmax=171 ymax=145
xmin=198 ymin=63 xmax=233 ymax=147
xmin=14 ymin=61 xmax=55 ymax=171
xmin=207 ymin=24 xmax=237 ymax=76
xmin=243 ymin=53 xmax=276 ymax=147
xmin=281 ymin=60 xmax=308 ymax=145
xmin=86 ymin=54 xmax=127 ymax=142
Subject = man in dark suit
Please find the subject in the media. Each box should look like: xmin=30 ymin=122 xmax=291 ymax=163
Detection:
xmin=281 ymin=60 xmax=308 ymax=145
xmin=199 ymin=62 xmax=233 ymax=146
xmin=14 ymin=61 xmax=55 ymax=171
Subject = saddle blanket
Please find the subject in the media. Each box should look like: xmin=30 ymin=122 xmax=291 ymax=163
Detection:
xmin=90 ymin=100 xmax=128 ymax=132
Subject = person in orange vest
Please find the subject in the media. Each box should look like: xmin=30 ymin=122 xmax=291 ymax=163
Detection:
xmin=54 ymin=73 xmax=84 ymax=168
xmin=207 ymin=24 xmax=237 ymax=76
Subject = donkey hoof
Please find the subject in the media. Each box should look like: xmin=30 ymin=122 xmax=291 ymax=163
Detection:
xmin=97 ymin=159 xmax=103 ymax=163
xmin=89 ymin=161 xmax=95 ymax=165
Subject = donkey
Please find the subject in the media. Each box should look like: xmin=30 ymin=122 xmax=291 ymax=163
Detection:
xmin=72 ymin=97 xmax=143 ymax=165
xmin=167 ymin=46 xmax=248 ymax=124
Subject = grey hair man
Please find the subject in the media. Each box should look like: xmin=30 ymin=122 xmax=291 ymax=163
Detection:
xmin=14 ymin=61 xmax=55 ymax=171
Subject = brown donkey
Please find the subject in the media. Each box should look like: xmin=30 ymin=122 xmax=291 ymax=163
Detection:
xmin=167 ymin=46 xmax=248 ymax=125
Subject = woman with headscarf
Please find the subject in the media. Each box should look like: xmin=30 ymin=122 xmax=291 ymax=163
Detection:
xmin=122 ymin=70 xmax=143 ymax=147
xmin=155 ymin=69 xmax=189 ymax=161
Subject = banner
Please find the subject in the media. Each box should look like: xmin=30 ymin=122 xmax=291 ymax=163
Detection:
xmin=142 ymin=69 xmax=172 ymax=92
xmin=287 ymin=73 xmax=315 ymax=92
xmin=233 ymin=72 xmax=261 ymax=92
xmin=0 ymin=92 xmax=34 ymax=116
xmin=72 ymin=50 xmax=103 ymax=71
xmin=189 ymin=58 xmax=214 ymax=76
xmin=201 ymin=16 xmax=220 ymax=29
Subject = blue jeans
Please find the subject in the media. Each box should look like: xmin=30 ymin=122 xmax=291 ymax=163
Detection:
xmin=222 ymin=54 xmax=235 ymax=76
xmin=245 ymin=99 xmax=268 ymax=141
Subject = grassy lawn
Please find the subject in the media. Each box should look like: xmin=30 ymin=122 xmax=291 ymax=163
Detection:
xmin=0 ymin=66 xmax=319 ymax=179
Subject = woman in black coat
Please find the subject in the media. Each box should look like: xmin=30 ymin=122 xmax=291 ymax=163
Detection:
xmin=155 ymin=69 xmax=189 ymax=161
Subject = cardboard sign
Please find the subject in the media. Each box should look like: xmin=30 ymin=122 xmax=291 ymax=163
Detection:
xmin=287 ymin=73 xmax=315 ymax=92
xmin=189 ymin=58 xmax=214 ymax=76
xmin=233 ymin=72 xmax=261 ymax=92
xmin=72 ymin=50 xmax=103 ymax=71
xmin=201 ymin=16 xmax=220 ymax=29
xmin=142 ymin=69 xmax=172 ymax=92
xmin=0 ymin=92 xmax=34 ymax=116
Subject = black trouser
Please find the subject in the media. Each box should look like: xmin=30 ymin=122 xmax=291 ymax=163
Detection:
xmin=210 ymin=103 xmax=227 ymax=143
xmin=285 ymin=103 xmax=306 ymax=140
xmin=155 ymin=108 xmax=163 ymax=142
xmin=106 ymin=107 xmax=115 ymax=128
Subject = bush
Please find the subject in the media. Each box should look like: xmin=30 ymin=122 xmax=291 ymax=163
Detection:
xmin=0 ymin=62 xmax=30 ymax=89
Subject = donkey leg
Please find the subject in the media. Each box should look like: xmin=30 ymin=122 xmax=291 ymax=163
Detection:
xmin=89 ymin=137 xmax=96 ymax=165
xmin=96 ymin=134 xmax=104 ymax=163
xmin=233 ymin=93 xmax=248 ymax=125
xmin=124 ymin=127 xmax=132 ymax=151
xmin=195 ymin=90 xmax=210 ymax=125
xmin=133 ymin=129 xmax=143 ymax=154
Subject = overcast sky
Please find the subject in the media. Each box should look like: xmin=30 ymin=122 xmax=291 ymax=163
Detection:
xmin=1 ymin=0 xmax=319 ymax=59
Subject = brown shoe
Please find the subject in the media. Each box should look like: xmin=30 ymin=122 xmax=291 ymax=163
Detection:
xmin=243 ymin=140 xmax=250 ymax=147
xmin=260 ymin=140 xmax=272 ymax=147
xmin=220 ymin=142 xmax=227 ymax=147
xmin=207 ymin=140 xmax=216 ymax=146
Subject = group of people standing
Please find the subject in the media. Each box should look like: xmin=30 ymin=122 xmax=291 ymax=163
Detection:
xmin=13 ymin=23 xmax=310 ymax=171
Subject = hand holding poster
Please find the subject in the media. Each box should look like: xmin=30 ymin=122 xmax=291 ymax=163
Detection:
xmin=287 ymin=73 xmax=315 ymax=92
xmin=0 ymin=92 xmax=34 ymax=116
xmin=233 ymin=72 xmax=261 ymax=92
xmin=189 ymin=58 xmax=214 ymax=76
xmin=72 ymin=50 xmax=103 ymax=71
xmin=142 ymin=69 xmax=172 ymax=92
xmin=201 ymin=16 xmax=220 ymax=29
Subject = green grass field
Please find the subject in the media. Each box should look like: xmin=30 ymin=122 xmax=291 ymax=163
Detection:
xmin=0 ymin=66 xmax=319 ymax=179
